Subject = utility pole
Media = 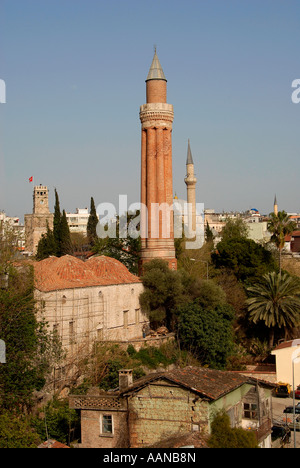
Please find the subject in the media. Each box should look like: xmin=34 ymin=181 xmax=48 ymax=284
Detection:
xmin=0 ymin=339 xmax=6 ymax=364
xmin=292 ymin=350 xmax=300 ymax=448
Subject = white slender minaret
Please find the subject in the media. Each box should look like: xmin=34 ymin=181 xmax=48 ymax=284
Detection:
xmin=184 ymin=140 xmax=197 ymax=235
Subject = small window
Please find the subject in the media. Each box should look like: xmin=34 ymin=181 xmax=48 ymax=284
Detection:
xmin=123 ymin=310 xmax=129 ymax=328
xmin=101 ymin=414 xmax=113 ymax=435
xmin=135 ymin=308 xmax=140 ymax=323
xmin=243 ymin=403 xmax=258 ymax=420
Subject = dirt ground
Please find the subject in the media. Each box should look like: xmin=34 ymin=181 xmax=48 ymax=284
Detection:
xmin=282 ymin=256 xmax=300 ymax=277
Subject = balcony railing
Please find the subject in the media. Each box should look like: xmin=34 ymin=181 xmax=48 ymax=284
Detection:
xmin=246 ymin=419 xmax=272 ymax=442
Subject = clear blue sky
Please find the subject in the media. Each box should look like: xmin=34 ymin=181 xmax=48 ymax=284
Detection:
xmin=0 ymin=0 xmax=299 ymax=221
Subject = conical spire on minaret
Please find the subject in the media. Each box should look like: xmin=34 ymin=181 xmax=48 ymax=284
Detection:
xmin=274 ymin=195 xmax=278 ymax=215
xmin=186 ymin=139 xmax=194 ymax=165
xmin=146 ymin=47 xmax=167 ymax=82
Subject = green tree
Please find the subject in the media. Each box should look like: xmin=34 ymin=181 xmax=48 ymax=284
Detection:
xmin=246 ymin=271 xmax=300 ymax=347
xmin=0 ymin=411 xmax=41 ymax=448
xmin=59 ymin=210 xmax=72 ymax=256
xmin=93 ymin=211 xmax=141 ymax=274
xmin=176 ymin=299 xmax=235 ymax=369
xmin=31 ymin=398 xmax=80 ymax=446
xmin=36 ymin=222 xmax=56 ymax=260
xmin=53 ymin=188 xmax=61 ymax=253
xmin=38 ymin=189 xmax=73 ymax=258
xmin=208 ymin=412 xmax=258 ymax=448
xmin=139 ymin=259 xmax=184 ymax=330
xmin=205 ymin=222 xmax=214 ymax=243
xmin=0 ymin=265 xmax=59 ymax=411
xmin=221 ymin=217 xmax=249 ymax=241
xmin=87 ymin=197 xmax=98 ymax=246
xmin=212 ymin=237 xmax=277 ymax=282
xmin=268 ymin=211 xmax=296 ymax=273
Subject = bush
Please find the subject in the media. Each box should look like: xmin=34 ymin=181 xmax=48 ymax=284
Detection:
xmin=0 ymin=411 xmax=41 ymax=448
xmin=176 ymin=300 xmax=235 ymax=369
xmin=134 ymin=346 xmax=175 ymax=369
xmin=31 ymin=398 xmax=80 ymax=446
xmin=212 ymin=237 xmax=277 ymax=282
xmin=208 ymin=412 xmax=258 ymax=448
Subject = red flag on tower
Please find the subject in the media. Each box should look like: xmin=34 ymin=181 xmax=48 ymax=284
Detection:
xmin=29 ymin=176 xmax=33 ymax=182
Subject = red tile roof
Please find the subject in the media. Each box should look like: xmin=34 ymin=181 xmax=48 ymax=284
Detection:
xmin=150 ymin=431 xmax=209 ymax=448
xmin=34 ymin=255 xmax=141 ymax=292
xmin=38 ymin=439 xmax=69 ymax=448
xmin=122 ymin=366 xmax=251 ymax=401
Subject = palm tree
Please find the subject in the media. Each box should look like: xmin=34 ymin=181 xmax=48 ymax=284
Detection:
xmin=267 ymin=211 xmax=296 ymax=273
xmin=246 ymin=271 xmax=300 ymax=348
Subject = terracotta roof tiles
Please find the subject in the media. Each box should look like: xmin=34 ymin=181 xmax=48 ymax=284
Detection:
xmin=38 ymin=439 xmax=69 ymax=448
xmin=34 ymin=255 xmax=141 ymax=292
xmin=121 ymin=366 xmax=250 ymax=401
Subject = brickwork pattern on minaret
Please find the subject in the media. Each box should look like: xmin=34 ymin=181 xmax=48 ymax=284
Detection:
xmin=139 ymin=52 xmax=177 ymax=273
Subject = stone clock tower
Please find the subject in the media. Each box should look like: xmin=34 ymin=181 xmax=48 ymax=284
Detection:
xmin=25 ymin=185 xmax=53 ymax=254
xmin=139 ymin=50 xmax=177 ymax=273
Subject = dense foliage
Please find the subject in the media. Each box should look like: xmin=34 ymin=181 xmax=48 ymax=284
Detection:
xmin=139 ymin=259 xmax=185 ymax=328
xmin=0 ymin=411 xmax=41 ymax=448
xmin=208 ymin=412 xmax=258 ymax=448
xmin=211 ymin=237 xmax=277 ymax=282
xmin=0 ymin=265 xmax=44 ymax=411
xmin=71 ymin=342 xmax=188 ymax=394
xmin=176 ymin=300 xmax=235 ymax=369
xmin=246 ymin=271 xmax=300 ymax=347
xmin=0 ymin=264 xmax=64 ymax=413
xmin=31 ymin=398 xmax=80 ymax=445
xmin=140 ymin=258 xmax=235 ymax=369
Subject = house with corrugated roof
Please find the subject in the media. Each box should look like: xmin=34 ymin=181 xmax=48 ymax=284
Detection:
xmin=69 ymin=366 xmax=275 ymax=449
xmin=34 ymin=255 xmax=149 ymax=366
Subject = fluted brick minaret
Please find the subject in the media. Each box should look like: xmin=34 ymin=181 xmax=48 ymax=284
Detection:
xmin=139 ymin=50 xmax=177 ymax=273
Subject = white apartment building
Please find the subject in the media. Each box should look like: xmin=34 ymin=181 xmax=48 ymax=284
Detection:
xmin=66 ymin=208 xmax=99 ymax=235
xmin=0 ymin=211 xmax=25 ymax=251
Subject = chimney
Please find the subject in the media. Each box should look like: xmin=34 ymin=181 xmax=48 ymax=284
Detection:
xmin=119 ymin=369 xmax=133 ymax=392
